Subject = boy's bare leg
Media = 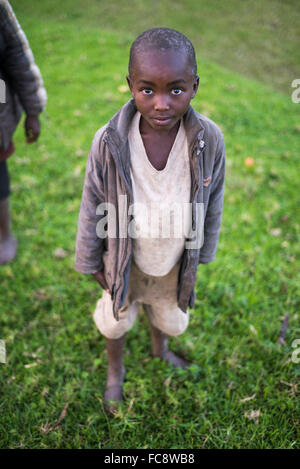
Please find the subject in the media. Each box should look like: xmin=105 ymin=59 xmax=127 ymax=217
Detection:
xmin=148 ymin=322 xmax=192 ymax=369
xmin=104 ymin=334 xmax=126 ymax=411
xmin=0 ymin=197 xmax=17 ymax=265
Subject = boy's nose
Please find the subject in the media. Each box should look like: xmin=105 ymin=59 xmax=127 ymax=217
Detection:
xmin=154 ymin=95 xmax=170 ymax=112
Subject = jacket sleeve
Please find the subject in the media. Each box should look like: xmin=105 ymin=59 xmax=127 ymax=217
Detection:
xmin=199 ymin=130 xmax=225 ymax=264
xmin=0 ymin=0 xmax=47 ymax=115
xmin=75 ymin=129 xmax=107 ymax=274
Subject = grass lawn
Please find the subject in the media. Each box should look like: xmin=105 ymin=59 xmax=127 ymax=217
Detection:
xmin=0 ymin=0 xmax=299 ymax=449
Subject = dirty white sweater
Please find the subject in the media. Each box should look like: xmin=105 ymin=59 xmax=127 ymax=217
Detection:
xmin=128 ymin=111 xmax=191 ymax=276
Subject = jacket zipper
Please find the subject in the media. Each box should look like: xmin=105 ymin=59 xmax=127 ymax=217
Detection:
xmin=103 ymin=133 xmax=133 ymax=317
xmin=179 ymin=136 xmax=203 ymax=283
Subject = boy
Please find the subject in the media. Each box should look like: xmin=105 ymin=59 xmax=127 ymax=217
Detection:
xmin=75 ymin=28 xmax=225 ymax=413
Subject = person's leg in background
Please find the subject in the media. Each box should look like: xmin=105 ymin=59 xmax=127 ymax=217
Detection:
xmin=0 ymin=160 xmax=17 ymax=265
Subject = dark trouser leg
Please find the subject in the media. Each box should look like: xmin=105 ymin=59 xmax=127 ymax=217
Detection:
xmin=0 ymin=160 xmax=10 ymax=201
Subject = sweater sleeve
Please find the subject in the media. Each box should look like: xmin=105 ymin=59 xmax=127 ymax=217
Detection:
xmin=199 ymin=130 xmax=225 ymax=264
xmin=0 ymin=0 xmax=47 ymax=115
xmin=75 ymin=129 xmax=107 ymax=274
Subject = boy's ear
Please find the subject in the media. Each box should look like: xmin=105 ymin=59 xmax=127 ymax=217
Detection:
xmin=191 ymin=75 xmax=200 ymax=99
xmin=126 ymin=75 xmax=134 ymax=95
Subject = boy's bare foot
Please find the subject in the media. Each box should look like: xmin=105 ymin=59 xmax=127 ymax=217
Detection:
xmin=0 ymin=235 xmax=18 ymax=265
xmin=104 ymin=365 xmax=126 ymax=414
xmin=103 ymin=335 xmax=126 ymax=414
xmin=149 ymin=322 xmax=192 ymax=369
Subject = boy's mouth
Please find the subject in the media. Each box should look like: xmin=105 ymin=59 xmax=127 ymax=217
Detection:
xmin=152 ymin=116 xmax=173 ymax=126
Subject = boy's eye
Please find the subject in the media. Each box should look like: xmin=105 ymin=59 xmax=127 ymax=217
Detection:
xmin=171 ymin=88 xmax=183 ymax=95
xmin=141 ymin=88 xmax=153 ymax=95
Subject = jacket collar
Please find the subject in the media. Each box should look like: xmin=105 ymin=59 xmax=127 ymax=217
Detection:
xmin=104 ymin=99 xmax=205 ymax=191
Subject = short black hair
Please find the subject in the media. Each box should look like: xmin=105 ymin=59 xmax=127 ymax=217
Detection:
xmin=129 ymin=28 xmax=197 ymax=77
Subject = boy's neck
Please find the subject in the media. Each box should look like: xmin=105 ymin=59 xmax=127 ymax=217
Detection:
xmin=138 ymin=115 xmax=181 ymax=171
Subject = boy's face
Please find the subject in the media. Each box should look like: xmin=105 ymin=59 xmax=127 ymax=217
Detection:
xmin=127 ymin=49 xmax=199 ymax=132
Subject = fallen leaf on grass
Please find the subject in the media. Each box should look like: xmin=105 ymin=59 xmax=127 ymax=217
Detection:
xmin=279 ymin=380 xmax=298 ymax=396
xmin=185 ymin=340 xmax=195 ymax=350
xmin=244 ymin=409 xmax=261 ymax=424
xmin=41 ymin=403 xmax=69 ymax=434
xmin=201 ymin=434 xmax=210 ymax=448
xmin=128 ymin=399 xmax=135 ymax=411
xmin=53 ymin=248 xmax=68 ymax=259
xmin=270 ymin=228 xmax=281 ymax=237
xmin=118 ymin=85 xmax=128 ymax=93
xmin=73 ymin=165 xmax=82 ymax=176
xmin=164 ymin=377 xmax=172 ymax=387
xmin=249 ymin=324 xmax=257 ymax=336
xmin=227 ymin=381 xmax=234 ymax=391
xmin=240 ymin=393 xmax=256 ymax=403
xmin=24 ymin=351 xmax=37 ymax=359
xmin=24 ymin=362 xmax=38 ymax=368
xmin=141 ymin=357 xmax=151 ymax=363
xmin=24 ymin=346 xmax=44 ymax=360
xmin=42 ymin=387 xmax=49 ymax=397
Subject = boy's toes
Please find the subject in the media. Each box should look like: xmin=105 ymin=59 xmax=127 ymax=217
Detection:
xmin=103 ymin=385 xmax=123 ymax=415
xmin=163 ymin=350 xmax=192 ymax=369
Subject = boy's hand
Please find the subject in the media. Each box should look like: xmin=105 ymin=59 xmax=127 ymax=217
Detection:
xmin=92 ymin=271 xmax=110 ymax=293
xmin=25 ymin=115 xmax=40 ymax=143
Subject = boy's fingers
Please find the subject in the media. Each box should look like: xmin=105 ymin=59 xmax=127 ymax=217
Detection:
xmin=92 ymin=271 xmax=110 ymax=292
xmin=98 ymin=272 xmax=109 ymax=291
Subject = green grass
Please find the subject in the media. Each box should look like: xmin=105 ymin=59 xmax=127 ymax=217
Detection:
xmin=0 ymin=1 xmax=299 ymax=449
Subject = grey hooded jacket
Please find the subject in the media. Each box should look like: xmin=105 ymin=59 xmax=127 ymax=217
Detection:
xmin=75 ymin=98 xmax=225 ymax=320
xmin=0 ymin=0 xmax=47 ymax=150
